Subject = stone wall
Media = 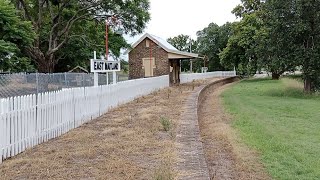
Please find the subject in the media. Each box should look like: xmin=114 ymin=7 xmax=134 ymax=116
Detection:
xmin=198 ymin=77 xmax=240 ymax=110
xmin=129 ymin=38 xmax=169 ymax=79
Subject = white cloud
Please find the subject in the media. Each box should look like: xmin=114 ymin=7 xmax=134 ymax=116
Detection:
xmin=125 ymin=0 xmax=240 ymax=44
xmin=121 ymin=0 xmax=241 ymax=60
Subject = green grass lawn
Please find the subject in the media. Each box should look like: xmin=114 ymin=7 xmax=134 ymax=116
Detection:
xmin=222 ymin=78 xmax=320 ymax=180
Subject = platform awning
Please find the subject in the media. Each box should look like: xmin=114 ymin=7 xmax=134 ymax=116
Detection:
xmin=168 ymin=51 xmax=199 ymax=59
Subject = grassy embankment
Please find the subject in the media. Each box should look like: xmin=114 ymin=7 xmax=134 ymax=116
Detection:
xmin=222 ymin=78 xmax=320 ymax=180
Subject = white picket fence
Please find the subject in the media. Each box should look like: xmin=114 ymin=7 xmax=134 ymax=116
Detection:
xmin=0 ymin=71 xmax=236 ymax=163
xmin=0 ymin=75 xmax=169 ymax=163
xmin=180 ymin=71 xmax=236 ymax=83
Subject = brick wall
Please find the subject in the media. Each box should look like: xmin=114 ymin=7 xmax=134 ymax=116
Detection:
xmin=129 ymin=38 xmax=169 ymax=79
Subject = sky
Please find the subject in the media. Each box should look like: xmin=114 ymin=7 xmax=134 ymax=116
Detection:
xmin=125 ymin=0 xmax=241 ymax=44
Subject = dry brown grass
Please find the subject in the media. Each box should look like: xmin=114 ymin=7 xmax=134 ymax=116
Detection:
xmin=0 ymin=79 xmax=212 ymax=180
xmin=282 ymin=78 xmax=304 ymax=90
xmin=198 ymin=83 xmax=271 ymax=180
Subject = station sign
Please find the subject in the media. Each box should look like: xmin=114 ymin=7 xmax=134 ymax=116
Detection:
xmin=90 ymin=59 xmax=121 ymax=72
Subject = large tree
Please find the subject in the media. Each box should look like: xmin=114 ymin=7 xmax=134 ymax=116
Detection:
xmin=220 ymin=0 xmax=268 ymax=77
xmin=256 ymin=0 xmax=299 ymax=79
xmin=197 ymin=22 xmax=232 ymax=71
xmin=222 ymin=0 xmax=298 ymax=79
xmin=13 ymin=0 xmax=150 ymax=72
xmin=219 ymin=21 xmax=253 ymax=76
xmin=54 ymin=19 xmax=129 ymax=72
xmin=257 ymin=0 xmax=320 ymax=91
xmin=0 ymin=0 xmax=35 ymax=72
xmin=232 ymin=0 xmax=320 ymax=92
xmin=295 ymin=0 xmax=320 ymax=92
xmin=232 ymin=0 xmax=263 ymax=18
xmin=167 ymin=34 xmax=197 ymax=72
xmin=167 ymin=34 xmax=193 ymax=52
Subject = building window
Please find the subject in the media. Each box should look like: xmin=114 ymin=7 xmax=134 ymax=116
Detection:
xmin=146 ymin=39 xmax=150 ymax=47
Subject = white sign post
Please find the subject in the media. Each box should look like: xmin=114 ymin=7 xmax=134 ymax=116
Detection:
xmin=106 ymin=72 xmax=109 ymax=85
xmin=113 ymin=71 xmax=116 ymax=84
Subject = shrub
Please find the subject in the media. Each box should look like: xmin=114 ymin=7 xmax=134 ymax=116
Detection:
xmin=160 ymin=117 xmax=171 ymax=132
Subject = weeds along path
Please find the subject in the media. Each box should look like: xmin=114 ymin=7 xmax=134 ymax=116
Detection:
xmin=198 ymin=82 xmax=271 ymax=180
xmin=0 ymin=79 xmax=216 ymax=180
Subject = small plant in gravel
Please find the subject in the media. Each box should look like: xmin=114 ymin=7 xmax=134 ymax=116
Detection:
xmin=192 ymin=80 xmax=197 ymax=90
xmin=160 ymin=117 xmax=171 ymax=131
xmin=167 ymin=89 xmax=171 ymax=99
xmin=153 ymin=163 xmax=174 ymax=180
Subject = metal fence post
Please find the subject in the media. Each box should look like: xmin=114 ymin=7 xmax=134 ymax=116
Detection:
xmin=36 ymin=73 xmax=39 ymax=95
xmin=82 ymin=73 xmax=85 ymax=87
xmin=64 ymin=72 xmax=67 ymax=88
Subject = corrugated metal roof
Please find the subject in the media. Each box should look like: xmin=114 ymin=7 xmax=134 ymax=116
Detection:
xmin=148 ymin=34 xmax=178 ymax=51
xmin=127 ymin=33 xmax=199 ymax=59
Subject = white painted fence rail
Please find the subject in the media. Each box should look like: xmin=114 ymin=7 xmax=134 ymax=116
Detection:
xmin=0 ymin=71 xmax=236 ymax=163
xmin=0 ymin=75 xmax=169 ymax=163
xmin=180 ymin=71 xmax=236 ymax=84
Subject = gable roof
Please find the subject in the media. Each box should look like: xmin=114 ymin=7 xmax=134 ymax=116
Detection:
xmin=68 ymin=66 xmax=89 ymax=73
xmin=127 ymin=33 xmax=199 ymax=58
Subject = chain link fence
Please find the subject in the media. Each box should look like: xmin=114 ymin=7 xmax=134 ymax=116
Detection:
xmin=0 ymin=72 xmax=128 ymax=98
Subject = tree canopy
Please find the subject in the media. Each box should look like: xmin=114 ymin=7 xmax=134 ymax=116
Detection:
xmin=197 ymin=22 xmax=232 ymax=71
xmin=0 ymin=0 xmax=35 ymax=72
xmin=167 ymin=34 xmax=197 ymax=72
xmin=2 ymin=0 xmax=320 ymax=92
xmin=168 ymin=0 xmax=320 ymax=92
xmin=10 ymin=0 xmax=150 ymax=72
xmin=219 ymin=0 xmax=320 ymax=92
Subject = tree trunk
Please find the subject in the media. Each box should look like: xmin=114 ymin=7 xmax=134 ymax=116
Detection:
xmin=26 ymin=48 xmax=56 ymax=73
xmin=37 ymin=56 xmax=56 ymax=73
xmin=36 ymin=56 xmax=56 ymax=93
xmin=272 ymin=73 xmax=280 ymax=80
xmin=304 ymin=77 xmax=312 ymax=93
xmin=38 ymin=62 xmax=55 ymax=73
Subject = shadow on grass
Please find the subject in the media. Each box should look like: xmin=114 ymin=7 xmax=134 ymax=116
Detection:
xmin=264 ymin=87 xmax=319 ymax=99
xmin=243 ymin=76 xmax=303 ymax=84
xmin=241 ymin=78 xmax=275 ymax=83
xmin=283 ymin=75 xmax=304 ymax=83
xmin=242 ymin=78 xmax=320 ymax=99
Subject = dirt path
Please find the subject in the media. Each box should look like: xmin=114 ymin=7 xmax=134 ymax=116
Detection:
xmin=198 ymin=83 xmax=271 ymax=180
xmin=0 ymin=79 xmax=215 ymax=180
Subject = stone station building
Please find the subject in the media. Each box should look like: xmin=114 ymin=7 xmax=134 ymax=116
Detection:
xmin=128 ymin=33 xmax=199 ymax=85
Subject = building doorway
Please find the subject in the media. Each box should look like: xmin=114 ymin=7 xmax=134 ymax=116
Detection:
xmin=142 ymin=58 xmax=155 ymax=77
xmin=169 ymin=59 xmax=180 ymax=85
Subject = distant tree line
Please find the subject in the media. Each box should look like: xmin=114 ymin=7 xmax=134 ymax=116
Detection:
xmin=168 ymin=0 xmax=320 ymax=93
